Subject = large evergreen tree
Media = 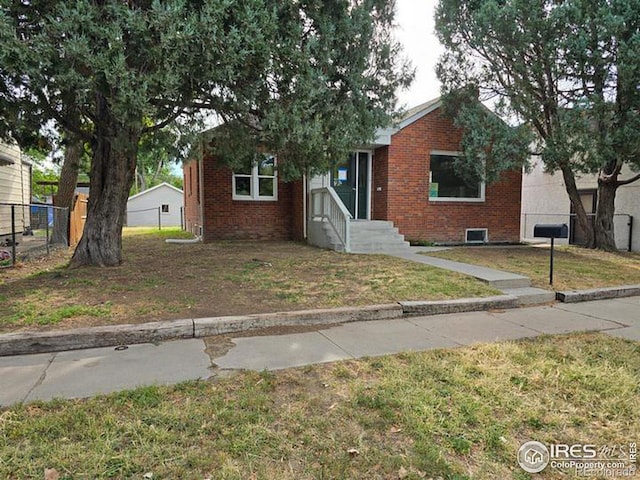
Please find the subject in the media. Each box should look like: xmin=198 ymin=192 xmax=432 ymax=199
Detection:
xmin=435 ymin=0 xmax=640 ymax=251
xmin=0 ymin=0 xmax=411 ymax=266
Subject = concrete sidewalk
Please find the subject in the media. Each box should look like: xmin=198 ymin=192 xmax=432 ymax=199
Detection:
xmin=1 ymin=296 xmax=638 ymax=407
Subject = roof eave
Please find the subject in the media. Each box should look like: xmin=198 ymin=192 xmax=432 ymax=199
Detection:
xmin=397 ymin=99 xmax=442 ymax=130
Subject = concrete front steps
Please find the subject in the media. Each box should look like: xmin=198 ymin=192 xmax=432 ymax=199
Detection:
xmin=348 ymin=220 xmax=411 ymax=254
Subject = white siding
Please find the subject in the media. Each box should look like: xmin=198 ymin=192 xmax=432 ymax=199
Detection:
xmin=309 ymin=173 xmax=330 ymax=190
xmin=126 ymin=183 xmax=184 ymax=227
xmin=522 ymin=157 xmax=640 ymax=251
xmin=0 ymin=143 xmax=31 ymax=235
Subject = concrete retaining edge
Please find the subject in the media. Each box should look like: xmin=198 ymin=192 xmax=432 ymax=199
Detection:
xmin=2 ymin=286 xmax=637 ymax=356
xmin=556 ymin=284 xmax=640 ymax=303
xmin=0 ymin=319 xmax=194 ymax=357
xmin=193 ymin=304 xmax=403 ymax=337
xmin=0 ymin=305 xmax=404 ymax=357
xmin=400 ymin=295 xmax=519 ymax=316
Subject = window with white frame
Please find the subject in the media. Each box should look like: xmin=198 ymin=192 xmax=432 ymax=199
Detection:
xmin=429 ymin=152 xmax=485 ymax=201
xmin=232 ymin=154 xmax=277 ymax=201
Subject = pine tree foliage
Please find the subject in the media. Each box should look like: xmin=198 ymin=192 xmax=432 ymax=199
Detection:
xmin=435 ymin=0 xmax=640 ymax=250
xmin=0 ymin=0 xmax=412 ymax=265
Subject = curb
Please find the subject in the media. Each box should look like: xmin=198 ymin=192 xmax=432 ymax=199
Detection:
xmin=193 ymin=304 xmax=402 ymax=337
xmin=0 ymin=319 xmax=194 ymax=357
xmin=0 ymin=297 xmax=500 ymax=357
xmin=2 ymin=287 xmax=638 ymax=357
xmin=399 ymin=295 xmax=519 ymax=316
xmin=556 ymin=284 xmax=640 ymax=303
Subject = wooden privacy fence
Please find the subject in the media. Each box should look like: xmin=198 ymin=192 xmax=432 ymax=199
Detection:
xmin=69 ymin=193 xmax=88 ymax=246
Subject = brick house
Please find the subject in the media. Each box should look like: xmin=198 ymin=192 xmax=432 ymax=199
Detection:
xmin=183 ymin=97 xmax=522 ymax=251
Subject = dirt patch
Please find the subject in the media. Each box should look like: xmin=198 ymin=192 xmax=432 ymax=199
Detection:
xmin=0 ymin=246 xmax=71 ymax=281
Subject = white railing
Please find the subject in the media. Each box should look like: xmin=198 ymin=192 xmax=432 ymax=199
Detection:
xmin=310 ymin=187 xmax=352 ymax=252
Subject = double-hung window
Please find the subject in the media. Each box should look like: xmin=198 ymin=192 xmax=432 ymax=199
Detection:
xmin=232 ymin=154 xmax=277 ymax=201
xmin=429 ymin=151 xmax=485 ymax=202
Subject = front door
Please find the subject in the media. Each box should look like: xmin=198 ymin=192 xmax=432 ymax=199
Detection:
xmin=331 ymin=151 xmax=370 ymax=219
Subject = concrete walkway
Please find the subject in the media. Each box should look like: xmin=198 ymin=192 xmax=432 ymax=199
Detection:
xmin=391 ymin=248 xmax=556 ymax=305
xmin=1 ymin=296 xmax=638 ymax=407
xmin=393 ymin=248 xmax=531 ymax=288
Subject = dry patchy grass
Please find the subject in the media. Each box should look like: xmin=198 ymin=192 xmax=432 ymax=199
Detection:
xmin=427 ymin=245 xmax=640 ymax=290
xmin=0 ymin=228 xmax=499 ymax=333
xmin=1 ymin=333 xmax=638 ymax=479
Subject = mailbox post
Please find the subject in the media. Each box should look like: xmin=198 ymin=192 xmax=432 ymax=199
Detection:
xmin=533 ymin=224 xmax=569 ymax=285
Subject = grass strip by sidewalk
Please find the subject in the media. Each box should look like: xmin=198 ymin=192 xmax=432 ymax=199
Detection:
xmin=1 ymin=333 xmax=638 ymax=479
xmin=0 ymin=228 xmax=500 ymax=332
xmin=426 ymin=245 xmax=640 ymax=291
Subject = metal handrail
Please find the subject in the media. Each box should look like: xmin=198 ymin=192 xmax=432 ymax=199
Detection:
xmin=310 ymin=187 xmax=352 ymax=252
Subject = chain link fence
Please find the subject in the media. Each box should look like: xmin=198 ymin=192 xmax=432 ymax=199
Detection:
xmin=125 ymin=205 xmax=185 ymax=230
xmin=0 ymin=203 xmax=69 ymax=268
xmin=521 ymin=212 xmax=634 ymax=252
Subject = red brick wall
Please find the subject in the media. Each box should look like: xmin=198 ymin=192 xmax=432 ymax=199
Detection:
xmin=183 ymin=159 xmax=202 ymax=236
xmin=373 ymin=107 xmax=522 ymax=244
xmin=198 ymin=154 xmax=304 ymax=242
xmin=372 ymin=146 xmax=389 ymax=220
xmin=290 ymin=180 xmax=305 ymax=241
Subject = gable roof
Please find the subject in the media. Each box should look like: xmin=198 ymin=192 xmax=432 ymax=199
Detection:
xmin=397 ymin=96 xmax=442 ymax=130
xmin=128 ymin=182 xmax=183 ymax=201
xmin=369 ymin=97 xmax=443 ymax=147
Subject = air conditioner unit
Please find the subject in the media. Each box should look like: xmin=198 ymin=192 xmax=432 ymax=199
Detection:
xmin=465 ymin=228 xmax=488 ymax=244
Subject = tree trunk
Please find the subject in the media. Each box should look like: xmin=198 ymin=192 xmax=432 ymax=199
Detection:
xmin=52 ymin=136 xmax=82 ymax=245
xmin=136 ymin=168 xmax=146 ymax=193
xmin=559 ymin=163 xmax=594 ymax=248
xmin=594 ymin=178 xmax=618 ymax=251
xmin=70 ymin=123 xmax=139 ymax=267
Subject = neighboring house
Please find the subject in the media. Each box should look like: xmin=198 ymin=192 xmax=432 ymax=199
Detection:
xmin=126 ymin=182 xmax=184 ymax=227
xmin=522 ymin=157 xmax=639 ymax=251
xmin=184 ymin=97 xmax=522 ymax=251
xmin=0 ymin=141 xmax=32 ymax=236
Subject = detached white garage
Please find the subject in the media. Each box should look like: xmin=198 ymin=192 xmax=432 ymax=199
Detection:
xmin=126 ymin=182 xmax=184 ymax=227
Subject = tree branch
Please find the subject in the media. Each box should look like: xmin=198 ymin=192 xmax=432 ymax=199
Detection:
xmin=141 ymin=108 xmax=185 ymax=134
xmin=34 ymin=90 xmax=92 ymax=142
xmin=617 ymin=172 xmax=640 ymax=187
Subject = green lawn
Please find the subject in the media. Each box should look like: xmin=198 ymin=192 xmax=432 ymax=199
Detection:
xmin=1 ymin=333 xmax=638 ymax=479
xmin=0 ymin=228 xmax=500 ymax=332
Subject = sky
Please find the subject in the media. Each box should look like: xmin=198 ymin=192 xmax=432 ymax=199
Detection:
xmin=394 ymin=0 xmax=443 ymax=109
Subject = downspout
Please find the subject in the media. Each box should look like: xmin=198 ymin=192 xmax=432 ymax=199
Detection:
xmin=303 ymin=172 xmax=307 ymax=239
xmin=198 ymin=135 xmax=205 ymax=238
xmin=19 ymin=151 xmax=27 ymax=230
xmin=166 ymin=236 xmax=201 ymax=244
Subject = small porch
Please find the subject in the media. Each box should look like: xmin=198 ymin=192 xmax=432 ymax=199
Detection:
xmin=307 ymin=186 xmax=409 ymax=254
xmin=305 ymin=134 xmax=409 ymax=253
